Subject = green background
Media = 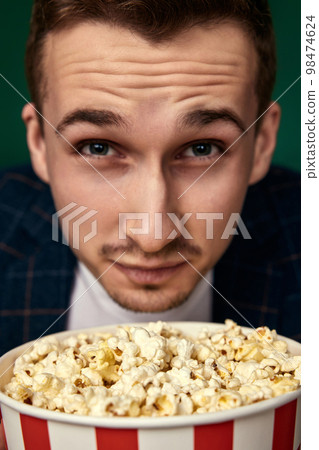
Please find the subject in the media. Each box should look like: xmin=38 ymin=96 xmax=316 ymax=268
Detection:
xmin=0 ymin=0 xmax=301 ymax=171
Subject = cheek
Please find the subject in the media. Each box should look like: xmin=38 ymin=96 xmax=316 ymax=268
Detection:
xmin=46 ymin=157 xmax=122 ymax=239
xmin=182 ymin=153 xmax=253 ymax=256
xmin=184 ymin=162 xmax=252 ymax=218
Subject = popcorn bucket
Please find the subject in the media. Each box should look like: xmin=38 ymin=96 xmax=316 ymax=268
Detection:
xmin=0 ymin=323 xmax=301 ymax=450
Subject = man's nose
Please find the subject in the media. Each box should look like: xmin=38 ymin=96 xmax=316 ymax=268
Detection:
xmin=123 ymin=163 xmax=181 ymax=253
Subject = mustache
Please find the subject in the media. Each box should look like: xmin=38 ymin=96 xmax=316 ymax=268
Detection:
xmin=99 ymin=237 xmax=202 ymax=259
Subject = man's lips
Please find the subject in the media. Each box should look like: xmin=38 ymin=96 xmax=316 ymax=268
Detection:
xmin=113 ymin=261 xmax=186 ymax=284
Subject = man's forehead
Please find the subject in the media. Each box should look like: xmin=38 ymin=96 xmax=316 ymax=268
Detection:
xmin=42 ymin=20 xmax=258 ymax=123
xmin=44 ymin=20 xmax=256 ymax=77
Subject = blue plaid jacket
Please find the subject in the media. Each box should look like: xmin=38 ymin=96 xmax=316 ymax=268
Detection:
xmin=0 ymin=165 xmax=300 ymax=356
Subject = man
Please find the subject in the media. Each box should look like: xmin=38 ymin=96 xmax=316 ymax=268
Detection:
xmin=0 ymin=0 xmax=300 ymax=359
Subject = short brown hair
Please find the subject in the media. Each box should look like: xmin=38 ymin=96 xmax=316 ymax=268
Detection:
xmin=26 ymin=0 xmax=276 ymax=117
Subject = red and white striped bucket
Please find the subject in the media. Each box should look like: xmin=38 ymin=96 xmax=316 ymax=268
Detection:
xmin=0 ymin=323 xmax=301 ymax=450
xmin=0 ymin=395 xmax=300 ymax=450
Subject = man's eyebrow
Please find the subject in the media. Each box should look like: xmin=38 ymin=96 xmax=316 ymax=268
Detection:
xmin=55 ymin=109 xmax=128 ymax=135
xmin=178 ymin=109 xmax=246 ymax=133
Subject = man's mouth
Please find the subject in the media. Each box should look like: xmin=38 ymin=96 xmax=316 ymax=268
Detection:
xmin=113 ymin=260 xmax=186 ymax=284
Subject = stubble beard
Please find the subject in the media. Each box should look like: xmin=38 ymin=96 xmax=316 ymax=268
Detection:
xmin=104 ymin=283 xmax=191 ymax=313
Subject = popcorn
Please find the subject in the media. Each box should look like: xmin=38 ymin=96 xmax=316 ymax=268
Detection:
xmin=3 ymin=321 xmax=300 ymax=417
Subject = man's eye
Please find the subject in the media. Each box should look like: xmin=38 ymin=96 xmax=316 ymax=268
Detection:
xmin=81 ymin=142 xmax=117 ymax=156
xmin=182 ymin=142 xmax=221 ymax=158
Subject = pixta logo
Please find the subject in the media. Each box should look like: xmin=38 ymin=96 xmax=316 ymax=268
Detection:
xmin=118 ymin=213 xmax=251 ymax=240
xmin=52 ymin=203 xmax=98 ymax=250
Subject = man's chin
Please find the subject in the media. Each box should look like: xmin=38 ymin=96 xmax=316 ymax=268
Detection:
xmin=105 ymin=286 xmax=190 ymax=313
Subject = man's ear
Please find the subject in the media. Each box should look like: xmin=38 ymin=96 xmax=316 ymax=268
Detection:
xmin=22 ymin=103 xmax=50 ymax=184
xmin=248 ymin=102 xmax=281 ymax=185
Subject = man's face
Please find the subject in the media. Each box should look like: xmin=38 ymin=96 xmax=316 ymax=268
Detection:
xmin=27 ymin=21 xmax=272 ymax=312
